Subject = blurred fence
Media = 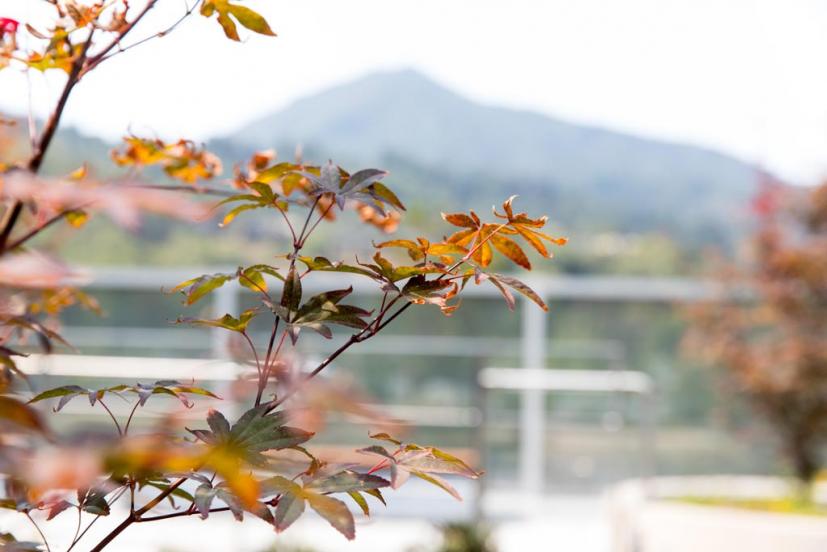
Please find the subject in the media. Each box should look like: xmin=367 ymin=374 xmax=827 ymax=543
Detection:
xmin=21 ymin=268 xmax=772 ymax=500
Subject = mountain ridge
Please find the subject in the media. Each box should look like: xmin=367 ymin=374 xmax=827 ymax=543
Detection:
xmin=215 ymin=69 xmax=758 ymax=244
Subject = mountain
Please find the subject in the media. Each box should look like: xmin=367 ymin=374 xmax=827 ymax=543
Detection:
xmin=215 ymin=69 xmax=759 ymax=245
xmin=1 ymin=71 xmax=763 ymax=272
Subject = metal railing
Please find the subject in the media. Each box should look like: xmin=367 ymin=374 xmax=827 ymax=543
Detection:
xmin=27 ymin=268 xmax=713 ymax=496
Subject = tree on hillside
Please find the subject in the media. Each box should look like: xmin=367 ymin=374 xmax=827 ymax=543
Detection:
xmin=686 ymin=180 xmax=827 ymax=484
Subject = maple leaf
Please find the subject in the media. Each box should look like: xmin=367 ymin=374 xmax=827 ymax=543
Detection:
xmin=200 ymin=0 xmax=276 ymax=41
xmin=493 ymin=195 xmax=567 ymax=259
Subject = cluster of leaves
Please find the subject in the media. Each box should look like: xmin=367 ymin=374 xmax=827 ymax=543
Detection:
xmin=112 ymin=137 xmax=222 ymax=183
xmin=200 ymin=0 xmax=275 ymax=41
xmin=0 ymin=0 xmax=275 ymax=75
xmin=29 ymin=380 xmax=218 ymax=411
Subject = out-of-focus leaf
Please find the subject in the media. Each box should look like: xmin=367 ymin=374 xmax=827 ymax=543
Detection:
xmin=369 ymin=432 xmax=402 ymax=445
xmin=281 ymin=266 xmax=302 ymax=313
xmin=29 ymin=385 xmax=87 ymax=411
xmin=488 ymin=273 xmax=548 ymax=312
xmin=274 ymin=488 xmax=304 ymax=532
xmin=259 ymin=475 xmax=356 ymax=539
xmin=207 ymin=408 xmax=231 ymax=436
xmin=201 ymin=0 xmax=276 ymax=40
xmin=112 ymin=137 xmax=221 ymax=184
xmin=227 ymin=4 xmax=275 ymax=36
xmin=169 ymin=272 xmax=233 ymax=305
xmin=0 ymin=397 xmax=45 ymax=432
xmin=177 ymin=308 xmax=259 ymax=333
xmin=306 ymin=470 xmax=389 ymax=494
xmin=306 ymin=493 xmax=355 ymax=540
xmin=78 ymin=487 xmax=110 ymax=516
xmin=412 ymin=471 xmax=461 ymax=501
xmin=375 ymin=237 xmax=466 ymax=263
xmin=359 ymin=438 xmax=480 ymax=501
xmin=44 ymin=498 xmax=72 ymax=521
xmin=1 ymin=172 xmax=209 ymax=230
xmin=194 ymin=483 xmax=217 ymax=519
xmin=358 ymin=252 xmax=444 ymax=284
xmin=239 ymin=264 xmax=282 ymax=292
xmin=31 ymin=382 xmax=218 ymax=411
xmin=64 ymin=209 xmax=88 ymax=228
xmin=298 ymin=256 xmax=375 ymax=277
xmin=0 ymin=532 xmax=44 ymax=551
xmin=347 ymin=490 xmax=370 ymax=516
xmin=130 ymin=381 xmax=220 ymax=408
xmin=402 ymin=276 xmax=460 ymax=315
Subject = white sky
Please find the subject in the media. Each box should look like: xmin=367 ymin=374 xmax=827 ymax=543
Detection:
xmin=2 ymin=0 xmax=827 ymax=183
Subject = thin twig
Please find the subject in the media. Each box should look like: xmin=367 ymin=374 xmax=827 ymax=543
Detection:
xmin=126 ymin=182 xmax=237 ymax=197
xmin=240 ymin=330 xmax=262 ymax=380
xmin=274 ymin=203 xmax=297 ymax=244
xmin=257 ymin=317 xmax=281 ymax=406
xmin=91 ymin=0 xmax=203 ymax=68
xmin=123 ymin=401 xmax=141 ymax=435
xmin=296 ymin=196 xmax=320 ymax=246
xmin=5 ymin=208 xmax=79 ymax=251
xmin=83 ymin=0 xmax=162 ymax=74
xmin=300 ymin=198 xmax=335 ymax=246
xmin=138 ymin=506 xmax=229 ymax=522
xmin=97 ymin=399 xmax=123 ymax=436
xmin=25 ymin=512 xmax=51 ymax=552
xmin=69 ymin=486 xmax=128 ymax=551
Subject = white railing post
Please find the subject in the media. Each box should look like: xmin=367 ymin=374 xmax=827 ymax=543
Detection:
xmin=519 ymin=283 xmax=547 ymax=495
xmin=212 ymin=283 xmax=239 ymax=359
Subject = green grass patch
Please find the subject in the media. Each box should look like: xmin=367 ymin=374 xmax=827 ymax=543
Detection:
xmin=672 ymin=496 xmax=827 ymax=517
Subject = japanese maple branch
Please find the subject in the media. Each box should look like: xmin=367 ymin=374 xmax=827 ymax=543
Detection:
xmin=70 ymin=486 xmax=129 ymax=552
xmin=256 ymin=320 xmax=285 ymax=407
xmin=4 ymin=205 xmax=90 ymax=251
xmin=90 ymin=476 xmax=188 ymax=551
xmin=90 ymin=0 xmax=203 ymax=68
xmin=0 ymin=35 xmax=94 ymax=252
xmin=84 ymin=0 xmax=162 ymax=73
xmin=138 ymin=506 xmax=229 ymax=522
xmin=127 ymin=183 xmax=237 ymax=197
xmin=265 ymin=221 xmax=510 ymax=411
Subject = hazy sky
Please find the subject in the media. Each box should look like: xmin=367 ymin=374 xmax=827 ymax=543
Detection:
xmin=2 ymin=0 xmax=827 ymax=183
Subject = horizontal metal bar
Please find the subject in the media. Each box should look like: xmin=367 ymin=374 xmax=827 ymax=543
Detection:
xmin=78 ymin=267 xmax=715 ymax=302
xmin=479 ymin=367 xmax=654 ymax=394
xmin=17 ymin=354 xmax=241 ymax=381
xmin=58 ymin=328 xmax=627 ymax=361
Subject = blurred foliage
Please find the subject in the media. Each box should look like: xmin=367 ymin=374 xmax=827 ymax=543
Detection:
xmin=686 ymin=181 xmax=827 ymax=483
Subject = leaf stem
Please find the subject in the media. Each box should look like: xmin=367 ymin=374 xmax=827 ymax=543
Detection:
xmin=84 ymin=0 xmax=163 ymax=73
xmin=300 ymin=198 xmax=335 ymax=245
xmin=241 ymin=331 xmax=262 ymax=380
xmin=137 ymin=506 xmax=229 ymax=522
xmin=123 ymin=401 xmax=141 ymax=435
xmin=25 ymin=512 xmax=51 ymax=552
xmin=97 ymin=399 xmax=123 ymax=436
